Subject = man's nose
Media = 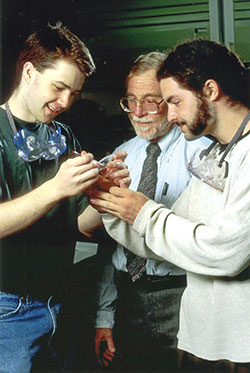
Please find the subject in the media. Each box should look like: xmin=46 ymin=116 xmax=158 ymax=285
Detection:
xmin=134 ymin=102 xmax=146 ymax=117
xmin=167 ymin=107 xmax=178 ymax=123
xmin=57 ymin=92 xmax=72 ymax=109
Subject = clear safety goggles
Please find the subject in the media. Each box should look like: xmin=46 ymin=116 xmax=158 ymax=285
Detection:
xmin=187 ymin=145 xmax=228 ymax=192
xmin=188 ymin=111 xmax=250 ymax=192
xmin=13 ymin=126 xmax=67 ymax=162
xmin=5 ymin=102 xmax=67 ymax=162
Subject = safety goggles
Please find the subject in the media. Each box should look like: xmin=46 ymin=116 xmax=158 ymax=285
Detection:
xmin=5 ymin=102 xmax=67 ymax=162
xmin=188 ymin=111 xmax=250 ymax=192
xmin=13 ymin=126 xmax=67 ymax=162
xmin=187 ymin=145 xmax=228 ymax=192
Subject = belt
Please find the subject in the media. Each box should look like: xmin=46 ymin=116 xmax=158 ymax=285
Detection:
xmin=0 ymin=291 xmax=58 ymax=304
xmin=0 ymin=286 xmax=62 ymax=304
xmin=118 ymin=271 xmax=186 ymax=291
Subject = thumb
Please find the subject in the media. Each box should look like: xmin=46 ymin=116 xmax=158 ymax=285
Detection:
xmin=107 ymin=337 xmax=116 ymax=353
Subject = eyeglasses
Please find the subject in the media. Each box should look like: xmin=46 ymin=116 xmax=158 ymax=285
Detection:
xmin=13 ymin=126 xmax=67 ymax=162
xmin=120 ymin=97 xmax=164 ymax=114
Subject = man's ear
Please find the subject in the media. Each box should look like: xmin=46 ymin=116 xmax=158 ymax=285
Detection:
xmin=203 ymin=79 xmax=221 ymax=101
xmin=22 ymin=62 xmax=36 ymax=83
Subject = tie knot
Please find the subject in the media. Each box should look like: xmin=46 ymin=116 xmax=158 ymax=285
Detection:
xmin=146 ymin=142 xmax=161 ymax=158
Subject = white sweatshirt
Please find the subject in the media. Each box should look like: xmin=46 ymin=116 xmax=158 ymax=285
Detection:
xmin=102 ymin=133 xmax=250 ymax=363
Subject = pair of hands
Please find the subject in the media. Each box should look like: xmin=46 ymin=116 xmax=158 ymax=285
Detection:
xmin=90 ymin=186 xmax=149 ymax=225
xmin=51 ymin=150 xmax=131 ymax=201
xmin=57 ymin=149 xmax=148 ymax=225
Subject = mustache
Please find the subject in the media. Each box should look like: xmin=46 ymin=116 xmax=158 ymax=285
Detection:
xmin=132 ymin=115 xmax=153 ymax=124
xmin=174 ymin=120 xmax=186 ymax=126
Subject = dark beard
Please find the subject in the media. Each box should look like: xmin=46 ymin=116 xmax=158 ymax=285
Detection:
xmin=190 ymin=96 xmax=213 ymax=136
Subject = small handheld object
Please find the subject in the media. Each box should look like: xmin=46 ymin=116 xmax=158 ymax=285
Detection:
xmin=72 ymin=151 xmax=114 ymax=170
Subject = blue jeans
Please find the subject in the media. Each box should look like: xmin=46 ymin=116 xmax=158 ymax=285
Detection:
xmin=0 ymin=291 xmax=61 ymax=373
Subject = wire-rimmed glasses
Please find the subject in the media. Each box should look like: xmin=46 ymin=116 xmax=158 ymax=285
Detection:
xmin=120 ymin=96 xmax=164 ymax=115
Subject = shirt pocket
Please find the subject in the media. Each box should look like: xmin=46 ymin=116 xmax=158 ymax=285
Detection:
xmin=160 ymin=182 xmax=169 ymax=205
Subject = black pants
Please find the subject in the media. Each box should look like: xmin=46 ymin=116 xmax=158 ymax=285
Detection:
xmin=109 ymin=271 xmax=186 ymax=371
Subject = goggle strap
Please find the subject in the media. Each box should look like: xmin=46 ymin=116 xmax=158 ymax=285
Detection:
xmin=199 ymin=140 xmax=217 ymax=160
xmin=5 ymin=102 xmax=18 ymax=135
xmin=199 ymin=111 xmax=250 ymax=168
xmin=218 ymin=111 xmax=250 ymax=167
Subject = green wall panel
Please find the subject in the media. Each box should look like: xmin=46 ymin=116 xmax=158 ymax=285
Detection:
xmin=234 ymin=0 xmax=250 ymax=63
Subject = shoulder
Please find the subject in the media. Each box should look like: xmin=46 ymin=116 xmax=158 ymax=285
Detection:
xmin=114 ymin=136 xmax=145 ymax=152
xmin=230 ymin=133 xmax=250 ymax=164
xmin=180 ymin=135 xmax=213 ymax=158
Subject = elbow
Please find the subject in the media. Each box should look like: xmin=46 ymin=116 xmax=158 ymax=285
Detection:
xmin=215 ymin=256 xmax=250 ymax=278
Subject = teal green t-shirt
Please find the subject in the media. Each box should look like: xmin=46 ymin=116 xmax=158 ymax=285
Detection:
xmin=0 ymin=107 xmax=89 ymax=298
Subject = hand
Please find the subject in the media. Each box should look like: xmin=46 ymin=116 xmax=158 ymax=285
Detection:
xmin=86 ymin=151 xmax=131 ymax=195
xmin=95 ymin=328 xmax=116 ymax=367
xmin=90 ymin=187 xmax=149 ymax=224
xmin=104 ymin=150 xmax=131 ymax=189
xmin=50 ymin=151 xmax=99 ymax=200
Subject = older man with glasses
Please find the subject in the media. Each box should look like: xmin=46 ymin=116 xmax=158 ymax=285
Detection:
xmin=94 ymin=52 xmax=211 ymax=371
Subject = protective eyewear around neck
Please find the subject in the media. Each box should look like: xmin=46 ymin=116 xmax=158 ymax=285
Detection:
xmin=187 ymin=147 xmax=228 ymax=192
xmin=120 ymin=96 xmax=164 ymax=114
xmin=13 ymin=126 xmax=67 ymax=162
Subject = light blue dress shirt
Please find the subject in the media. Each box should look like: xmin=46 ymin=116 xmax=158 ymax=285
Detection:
xmin=96 ymin=126 xmax=211 ymax=328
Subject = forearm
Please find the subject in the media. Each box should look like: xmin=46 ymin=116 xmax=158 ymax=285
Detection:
xmin=95 ymin=262 xmax=118 ymax=328
xmin=96 ymin=309 xmax=115 ymax=329
xmin=133 ymin=200 xmax=250 ymax=276
xmin=0 ymin=152 xmax=102 ymax=239
xmin=0 ymin=178 xmax=61 ymax=238
xmin=102 ymin=199 xmax=250 ymax=277
xmin=78 ymin=205 xmax=103 ymax=237
xmin=101 ymin=211 xmax=163 ymax=262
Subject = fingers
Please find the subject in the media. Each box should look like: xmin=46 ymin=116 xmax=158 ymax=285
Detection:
xmin=68 ymin=152 xmax=100 ymax=179
xmin=90 ymin=190 xmax=119 ymax=205
xmin=95 ymin=329 xmax=116 ymax=367
xmin=109 ymin=186 xmax=132 ymax=197
xmin=53 ymin=152 xmax=101 ymax=199
xmin=104 ymin=162 xmax=128 ymax=183
xmin=102 ymin=158 xmax=130 ymax=190
xmin=90 ymin=188 xmax=148 ymax=224
xmin=102 ymin=348 xmax=115 ymax=367
xmin=90 ymin=190 xmax=124 ymax=217
xmin=108 ymin=169 xmax=130 ymax=186
xmin=113 ymin=150 xmax=127 ymax=162
xmin=119 ymin=177 xmax=131 ymax=188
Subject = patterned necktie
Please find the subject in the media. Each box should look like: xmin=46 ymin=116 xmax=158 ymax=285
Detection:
xmin=125 ymin=142 xmax=161 ymax=281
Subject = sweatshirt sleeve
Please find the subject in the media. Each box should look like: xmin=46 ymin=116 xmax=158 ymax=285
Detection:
xmin=102 ymin=150 xmax=250 ymax=278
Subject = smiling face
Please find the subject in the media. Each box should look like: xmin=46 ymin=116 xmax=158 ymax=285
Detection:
xmin=160 ymin=77 xmax=216 ymax=140
xmin=21 ymin=58 xmax=86 ymax=123
xmin=126 ymin=69 xmax=172 ymax=141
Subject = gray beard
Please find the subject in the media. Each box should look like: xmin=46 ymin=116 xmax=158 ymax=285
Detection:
xmin=132 ymin=116 xmax=172 ymax=140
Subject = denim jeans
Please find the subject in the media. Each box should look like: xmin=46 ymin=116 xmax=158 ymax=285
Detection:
xmin=0 ymin=291 xmax=61 ymax=373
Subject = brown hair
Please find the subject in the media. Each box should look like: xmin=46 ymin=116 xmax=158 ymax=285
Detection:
xmin=157 ymin=39 xmax=249 ymax=107
xmin=14 ymin=22 xmax=95 ymax=89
